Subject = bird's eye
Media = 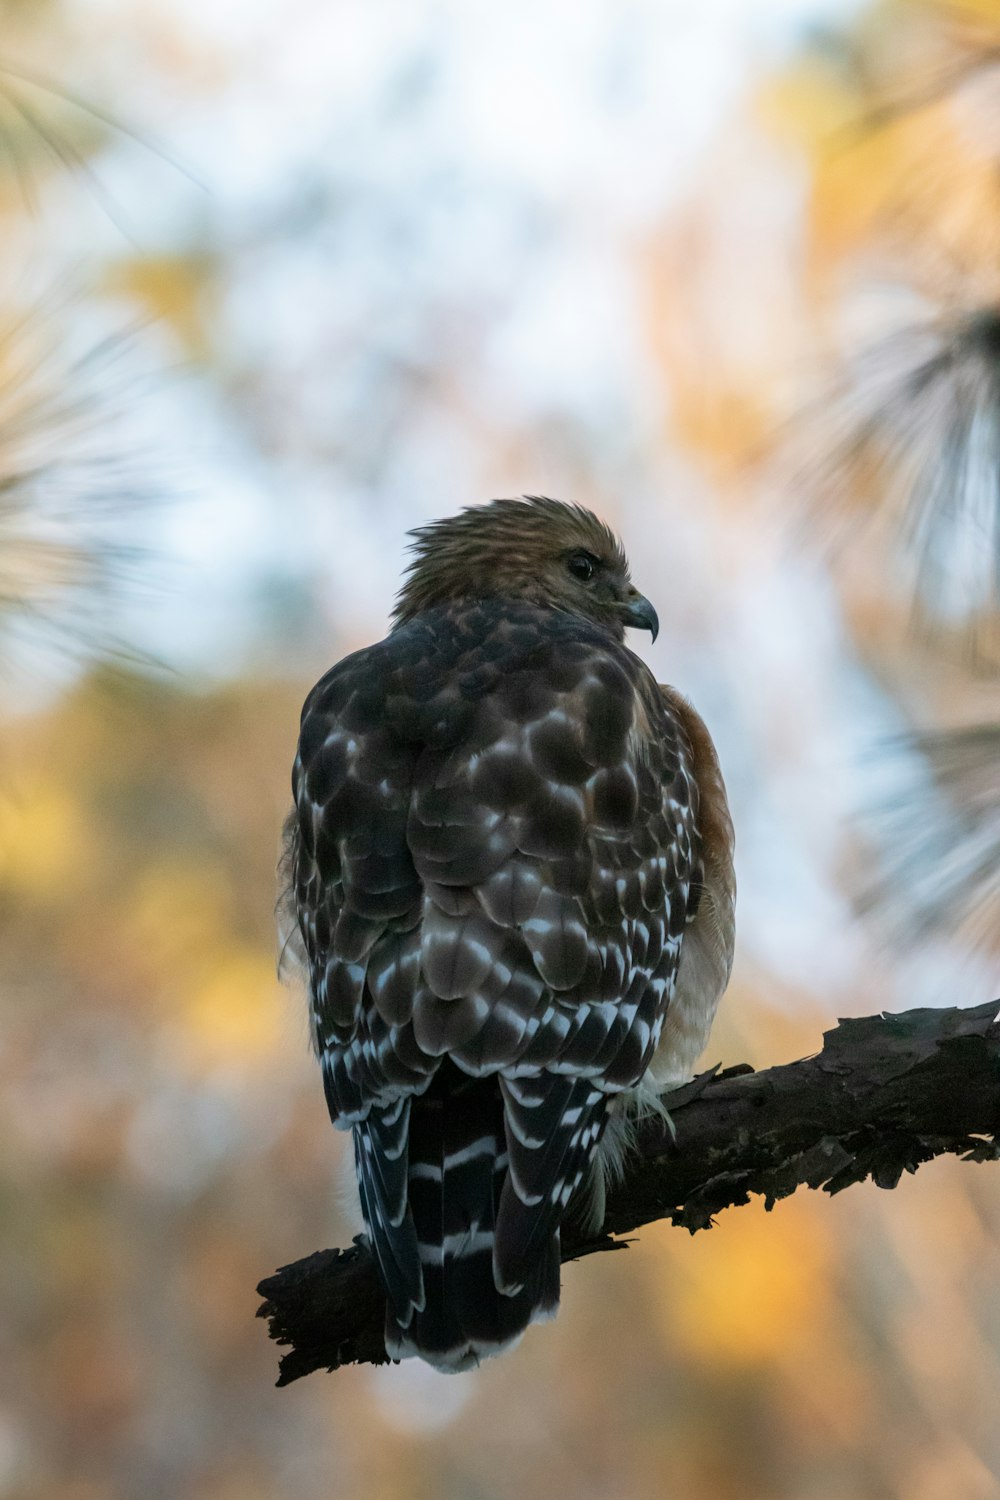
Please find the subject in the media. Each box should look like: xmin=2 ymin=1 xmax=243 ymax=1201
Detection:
xmin=567 ymin=552 xmax=597 ymax=582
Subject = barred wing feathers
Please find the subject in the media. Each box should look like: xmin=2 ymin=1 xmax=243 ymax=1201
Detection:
xmin=286 ymin=599 xmax=699 ymax=1368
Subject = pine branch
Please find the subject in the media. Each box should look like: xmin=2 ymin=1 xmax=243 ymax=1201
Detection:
xmin=859 ymin=724 xmax=1000 ymax=951
xmin=792 ymin=309 xmax=1000 ymax=668
xmin=257 ymin=1001 xmax=1000 ymax=1385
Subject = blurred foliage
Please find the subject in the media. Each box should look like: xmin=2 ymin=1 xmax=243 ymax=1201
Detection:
xmin=0 ymin=297 xmax=167 ymax=686
xmin=0 ymin=0 xmax=998 ymax=1498
xmin=3 ymin=669 xmax=1000 ymax=1500
xmin=858 ymin=724 xmax=1000 ymax=950
xmin=785 ymin=1 xmax=1000 ymax=952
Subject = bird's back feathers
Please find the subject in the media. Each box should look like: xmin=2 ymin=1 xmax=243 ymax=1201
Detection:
xmin=287 ymin=593 xmax=703 ymax=1367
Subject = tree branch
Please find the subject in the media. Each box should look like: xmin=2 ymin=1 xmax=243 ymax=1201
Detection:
xmin=257 ymin=1001 xmax=1000 ymax=1385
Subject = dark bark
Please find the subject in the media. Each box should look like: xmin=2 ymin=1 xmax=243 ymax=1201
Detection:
xmin=257 ymin=1001 xmax=1000 ymax=1385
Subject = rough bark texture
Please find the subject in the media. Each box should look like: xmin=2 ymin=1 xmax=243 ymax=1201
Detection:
xmin=257 ymin=1001 xmax=1000 ymax=1385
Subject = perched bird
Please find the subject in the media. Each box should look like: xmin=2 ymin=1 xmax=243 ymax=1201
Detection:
xmin=280 ymin=496 xmax=735 ymax=1371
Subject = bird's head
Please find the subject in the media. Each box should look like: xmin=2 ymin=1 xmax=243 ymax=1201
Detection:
xmin=393 ymin=495 xmax=659 ymax=643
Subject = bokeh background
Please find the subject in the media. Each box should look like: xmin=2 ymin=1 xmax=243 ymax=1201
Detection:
xmin=2 ymin=0 xmax=999 ymax=1496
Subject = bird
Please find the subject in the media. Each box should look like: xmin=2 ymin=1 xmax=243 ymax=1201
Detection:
xmin=279 ymin=496 xmax=735 ymax=1372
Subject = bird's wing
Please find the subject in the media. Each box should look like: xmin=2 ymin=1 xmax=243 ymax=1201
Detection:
xmin=286 ymin=602 xmax=700 ymax=1306
xmin=404 ymin=611 xmax=699 ymax=1090
xmin=397 ymin=604 xmax=700 ymax=1289
xmin=285 ymin=630 xmax=432 ymax=1124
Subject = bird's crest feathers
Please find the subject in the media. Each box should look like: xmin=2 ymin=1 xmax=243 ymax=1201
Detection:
xmin=393 ymin=494 xmax=630 ymax=628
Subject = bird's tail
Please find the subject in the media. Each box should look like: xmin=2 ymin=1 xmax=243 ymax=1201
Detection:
xmin=359 ymin=1065 xmax=561 ymax=1372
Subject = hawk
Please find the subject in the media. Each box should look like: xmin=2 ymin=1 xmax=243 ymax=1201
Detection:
xmin=281 ymin=497 xmax=735 ymax=1371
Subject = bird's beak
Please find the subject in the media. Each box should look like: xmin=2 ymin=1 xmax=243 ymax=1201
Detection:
xmin=620 ymin=590 xmax=659 ymax=642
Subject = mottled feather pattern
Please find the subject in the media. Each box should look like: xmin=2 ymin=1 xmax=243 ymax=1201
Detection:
xmin=290 ymin=601 xmax=697 ymax=1100
xmin=282 ymin=499 xmax=722 ymax=1371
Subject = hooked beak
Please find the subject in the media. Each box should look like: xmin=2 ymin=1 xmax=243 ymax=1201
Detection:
xmin=620 ymin=590 xmax=659 ymax=642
